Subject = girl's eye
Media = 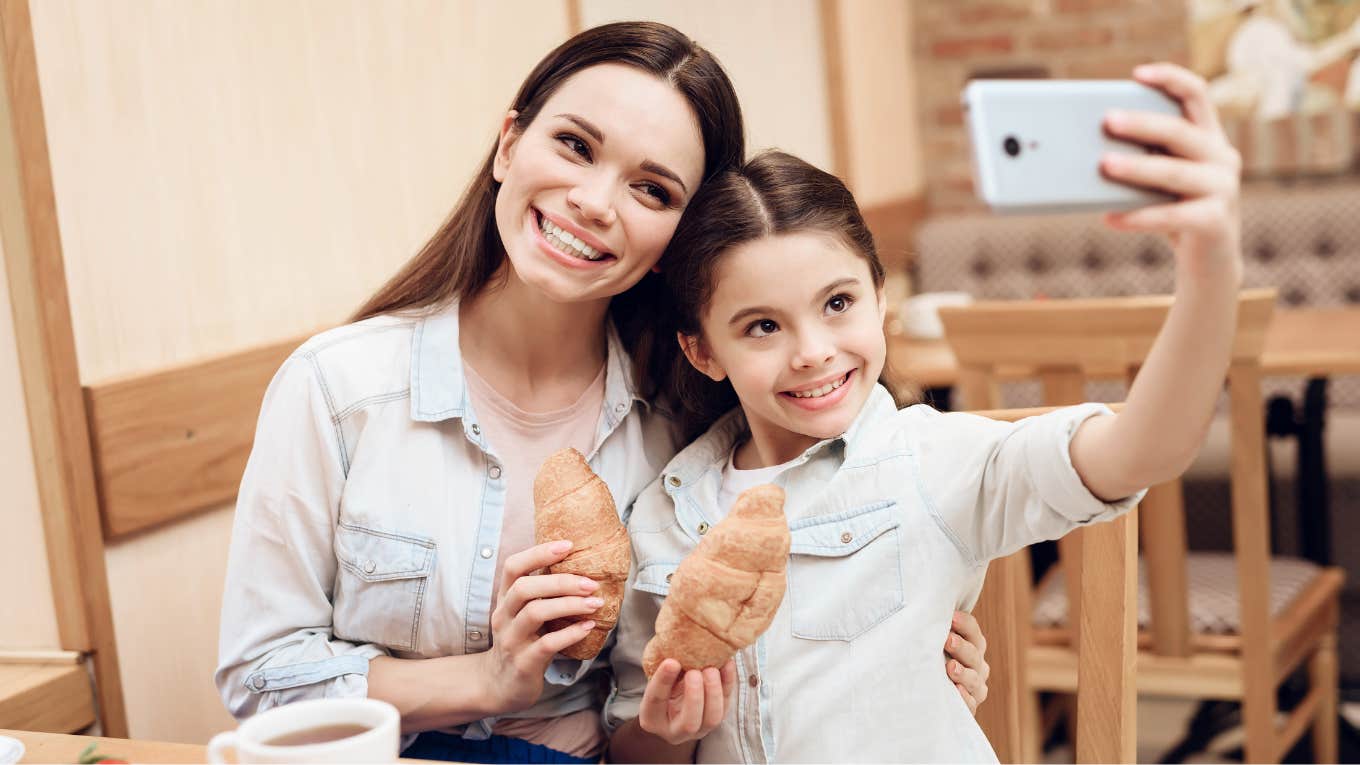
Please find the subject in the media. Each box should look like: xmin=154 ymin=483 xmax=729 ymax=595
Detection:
xmin=747 ymin=319 xmax=779 ymax=338
xmin=826 ymin=294 xmax=855 ymax=314
xmin=557 ymin=134 xmax=591 ymax=160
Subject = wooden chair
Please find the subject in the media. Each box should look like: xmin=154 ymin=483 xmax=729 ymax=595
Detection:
xmin=939 ymin=289 xmax=1344 ymax=764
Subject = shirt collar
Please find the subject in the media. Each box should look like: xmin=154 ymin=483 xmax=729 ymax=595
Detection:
xmin=408 ymin=303 xmax=646 ymax=423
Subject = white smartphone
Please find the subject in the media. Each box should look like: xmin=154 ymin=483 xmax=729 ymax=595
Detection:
xmin=962 ymin=79 xmax=1183 ymax=214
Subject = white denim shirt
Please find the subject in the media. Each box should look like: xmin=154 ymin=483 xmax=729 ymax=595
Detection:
xmin=215 ymin=304 xmax=678 ymax=742
xmin=605 ymin=385 xmax=1143 ymax=763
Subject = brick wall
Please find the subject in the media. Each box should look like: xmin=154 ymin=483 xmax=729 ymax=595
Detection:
xmin=913 ymin=0 xmax=1190 ymax=212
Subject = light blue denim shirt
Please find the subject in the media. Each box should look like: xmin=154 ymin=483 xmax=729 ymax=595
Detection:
xmin=605 ymin=384 xmax=1144 ymax=763
xmin=215 ymin=304 xmax=678 ymax=743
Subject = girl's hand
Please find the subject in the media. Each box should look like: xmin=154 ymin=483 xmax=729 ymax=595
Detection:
xmin=475 ymin=540 xmax=604 ymax=714
xmin=1100 ymin=63 xmax=1243 ymax=283
xmin=637 ymin=658 xmax=737 ymax=746
xmin=945 ymin=611 xmax=990 ymax=715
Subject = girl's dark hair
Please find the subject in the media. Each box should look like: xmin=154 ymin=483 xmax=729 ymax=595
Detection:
xmin=656 ymin=150 xmax=886 ymax=442
xmin=352 ymin=22 xmax=745 ymax=401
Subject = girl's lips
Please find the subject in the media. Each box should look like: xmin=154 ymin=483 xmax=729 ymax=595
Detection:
xmin=780 ymin=370 xmax=855 ymax=412
xmin=531 ymin=209 xmax=616 ymax=270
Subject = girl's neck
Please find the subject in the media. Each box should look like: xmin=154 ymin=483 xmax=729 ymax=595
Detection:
xmin=733 ymin=424 xmax=818 ymax=470
xmin=458 ymin=266 xmax=610 ymax=410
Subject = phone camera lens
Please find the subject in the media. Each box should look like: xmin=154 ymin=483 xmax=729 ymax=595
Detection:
xmin=1003 ymin=136 xmax=1021 ymax=158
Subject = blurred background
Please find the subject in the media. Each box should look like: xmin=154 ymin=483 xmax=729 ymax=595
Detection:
xmin=2 ymin=0 xmax=1357 ymax=761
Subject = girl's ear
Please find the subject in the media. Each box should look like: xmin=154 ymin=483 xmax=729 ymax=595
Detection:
xmin=677 ymin=331 xmax=727 ymax=382
xmin=492 ymin=110 xmax=521 ymax=184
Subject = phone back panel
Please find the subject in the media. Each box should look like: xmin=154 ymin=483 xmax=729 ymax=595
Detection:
xmin=963 ymin=80 xmax=1182 ymax=214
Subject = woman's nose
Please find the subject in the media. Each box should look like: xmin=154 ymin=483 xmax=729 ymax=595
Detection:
xmin=567 ymin=173 xmax=617 ymax=227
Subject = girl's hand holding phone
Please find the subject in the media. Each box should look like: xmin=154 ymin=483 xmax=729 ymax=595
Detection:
xmin=1100 ymin=63 xmax=1243 ymax=282
xmin=637 ymin=658 xmax=737 ymax=745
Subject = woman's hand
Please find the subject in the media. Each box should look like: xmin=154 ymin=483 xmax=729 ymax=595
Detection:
xmin=474 ymin=540 xmax=605 ymax=715
xmin=636 ymin=658 xmax=737 ymax=746
xmin=1100 ymin=62 xmax=1243 ymax=284
xmin=945 ymin=611 xmax=990 ymax=715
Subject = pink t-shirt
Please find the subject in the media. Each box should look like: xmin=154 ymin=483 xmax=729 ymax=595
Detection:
xmin=464 ymin=362 xmax=607 ymax=758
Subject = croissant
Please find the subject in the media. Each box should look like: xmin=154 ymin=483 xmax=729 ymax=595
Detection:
xmin=643 ymin=484 xmax=790 ymax=676
xmin=533 ymin=447 xmax=630 ymax=660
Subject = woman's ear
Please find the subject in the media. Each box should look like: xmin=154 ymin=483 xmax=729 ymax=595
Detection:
xmin=492 ymin=110 xmax=521 ymax=184
xmin=677 ymin=332 xmax=727 ymax=382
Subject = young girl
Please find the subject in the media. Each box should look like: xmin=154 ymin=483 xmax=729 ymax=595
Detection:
xmin=605 ymin=63 xmax=1244 ymax=762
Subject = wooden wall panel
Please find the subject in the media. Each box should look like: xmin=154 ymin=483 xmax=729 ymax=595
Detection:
xmin=0 ymin=206 xmax=62 ymax=651
xmin=580 ymin=0 xmax=836 ymax=173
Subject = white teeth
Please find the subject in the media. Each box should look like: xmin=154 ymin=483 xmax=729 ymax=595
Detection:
xmin=538 ymin=215 xmax=604 ymax=261
xmin=790 ymin=373 xmax=849 ymax=399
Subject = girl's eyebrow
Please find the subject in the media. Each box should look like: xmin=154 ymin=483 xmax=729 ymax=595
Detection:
xmin=554 ymin=113 xmax=688 ymax=194
xmin=726 ymin=277 xmax=861 ymax=327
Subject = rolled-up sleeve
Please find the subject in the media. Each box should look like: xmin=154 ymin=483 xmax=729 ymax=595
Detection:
xmin=215 ymin=353 xmax=387 ymax=720
xmin=914 ymin=403 xmax=1145 ymax=566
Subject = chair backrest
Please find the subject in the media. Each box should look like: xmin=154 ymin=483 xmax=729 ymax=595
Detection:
xmin=939 ymin=289 xmax=1276 ymax=763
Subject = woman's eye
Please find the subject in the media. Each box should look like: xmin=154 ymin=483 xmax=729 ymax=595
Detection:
xmin=826 ymin=294 xmax=854 ymax=314
xmin=557 ymin=134 xmax=591 ymax=160
xmin=638 ymin=182 xmax=672 ymax=206
xmin=747 ymin=319 xmax=779 ymax=338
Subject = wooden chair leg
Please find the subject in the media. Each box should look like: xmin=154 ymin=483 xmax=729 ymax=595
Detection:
xmin=1310 ymin=633 xmax=1339 ymax=763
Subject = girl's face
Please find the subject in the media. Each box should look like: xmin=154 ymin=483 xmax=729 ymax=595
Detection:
xmin=683 ymin=232 xmax=888 ymax=463
xmin=492 ymin=64 xmax=706 ymax=305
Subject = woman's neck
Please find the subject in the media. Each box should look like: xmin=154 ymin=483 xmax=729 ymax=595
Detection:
xmin=458 ymin=268 xmax=610 ymax=411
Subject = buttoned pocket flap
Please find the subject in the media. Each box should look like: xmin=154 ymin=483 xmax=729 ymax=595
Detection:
xmin=336 ymin=523 xmax=436 ymax=582
xmin=789 ymin=501 xmax=900 ymax=557
xmin=634 ymin=562 xmax=680 ymax=596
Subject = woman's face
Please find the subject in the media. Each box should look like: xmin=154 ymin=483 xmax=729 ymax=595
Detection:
xmin=492 ymin=63 xmax=706 ymax=305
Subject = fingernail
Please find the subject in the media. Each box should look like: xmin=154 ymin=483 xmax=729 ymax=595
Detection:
xmin=579 ymin=577 xmax=598 ymax=592
xmin=585 ymin=597 xmax=604 ymax=608
xmin=949 ymin=634 xmax=958 ymax=649
xmin=1134 ymin=64 xmax=1153 ymax=77
xmin=950 ymin=661 xmax=960 ymax=676
xmin=1106 ymin=109 xmax=1127 ymax=128
xmin=551 ymin=540 xmax=572 ymax=554
xmin=951 ymin=613 xmax=961 ymax=626
xmin=580 ymin=620 xmax=596 ymax=631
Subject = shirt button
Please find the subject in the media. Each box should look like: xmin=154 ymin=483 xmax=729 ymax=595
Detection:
xmin=468 ymin=630 xmax=483 ymax=641
xmin=248 ymin=675 xmax=266 ymax=691
xmin=697 ymin=522 xmax=710 ymax=535
xmin=470 ymin=424 xmax=481 ymax=436
xmin=667 ymin=475 xmax=682 ymax=488
xmin=665 ymin=573 xmax=674 ymax=584
xmin=363 ymin=559 xmax=377 ymax=574
xmin=614 ymin=403 xmax=627 ymax=413
xmin=748 ymin=673 xmax=759 ymax=688
xmin=480 ymin=546 xmax=494 ymax=559
xmin=841 ymin=531 xmax=853 ymax=544
xmin=488 ymin=465 xmax=502 ymax=479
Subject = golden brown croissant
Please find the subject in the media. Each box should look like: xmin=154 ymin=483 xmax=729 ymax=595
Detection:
xmin=533 ymin=447 xmax=630 ymax=660
xmin=643 ymin=484 xmax=789 ymax=676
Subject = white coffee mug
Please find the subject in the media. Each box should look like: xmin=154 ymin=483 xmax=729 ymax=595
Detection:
xmin=900 ymin=291 xmax=974 ymax=339
xmin=206 ymin=697 xmax=400 ymax=763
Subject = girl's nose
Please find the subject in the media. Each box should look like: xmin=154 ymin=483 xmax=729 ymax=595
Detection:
xmin=792 ymin=329 xmax=836 ymax=369
xmin=567 ymin=173 xmax=617 ymax=228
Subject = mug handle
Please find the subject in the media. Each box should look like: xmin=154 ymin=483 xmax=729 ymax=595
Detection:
xmin=205 ymin=731 xmax=238 ymax=764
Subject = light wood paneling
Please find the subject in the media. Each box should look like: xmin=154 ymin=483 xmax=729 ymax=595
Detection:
xmin=105 ymin=507 xmax=237 ymax=744
xmin=580 ymin=0 xmax=835 ymax=172
xmin=29 ymin=0 xmax=569 ymax=384
xmin=86 ymin=334 xmax=307 ymax=539
xmin=0 ymin=211 xmax=61 ymax=651
xmin=0 ymin=0 xmax=126 ymax=735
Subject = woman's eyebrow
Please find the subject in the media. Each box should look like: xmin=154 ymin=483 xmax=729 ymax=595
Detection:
xmin=554 ymin=113 xmax=687 ymax=195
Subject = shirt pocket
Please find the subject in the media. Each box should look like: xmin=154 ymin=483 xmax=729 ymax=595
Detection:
xmin=333 ymin=522 xmax=437 ymax=652
xmin=633 ymin=562 xmax=680 ymax=597
xmin=788 ymin=500 xmax=904 ymax=641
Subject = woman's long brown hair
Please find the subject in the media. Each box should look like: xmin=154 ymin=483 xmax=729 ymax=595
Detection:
xmin=655 ymin=151 xmax=887 ymax=443
xmin=352 ymin=22 xmax=745 ymax=401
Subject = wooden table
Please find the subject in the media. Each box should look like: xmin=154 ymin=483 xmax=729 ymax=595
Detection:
xmin=888 ymin=306 xmax=1360 ymax=388
xmin=0 ymin=728 xmax=436 ymax=763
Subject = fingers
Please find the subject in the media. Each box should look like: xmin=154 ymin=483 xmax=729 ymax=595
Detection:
xmin=1100 ymin=153 xmax=1230 ymax=199
xmin=719 ymin=658 xmax=738 ymax=698
xmin=947 ymin=659 xmax=983 ymax=705
xmin=945 ymin=631 xmax=985 ymax=681
xmin=531 ymin=619 xmax=596 ymax=663
xmin=957 ymin=683 xmax=980 ymax=716
xmin=1104 ymin=109 xmax=1221 ymax=163
xmin=638 ymin=659 xmax=683 ymax=735
xmin=950 ymin=612 xmax=987 ymax=656
xmin=1132 ymin=62 xmax=1221 ymax=132
xmin=495 ymin=572 xmax=599 ymax=628
xmin=701 ymin=667 xmax=725 ymax=731
xmin=500 ymin=594 xmax=605 ymax=647
xmin=498 ymin=540 xmax=575 ymax=597
xmin=1105 ymin=195 xmax=1235 ymax=240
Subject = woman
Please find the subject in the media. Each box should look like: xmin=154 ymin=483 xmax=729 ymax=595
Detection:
xmin=215 ymin=21 xmax=989 ymax=763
